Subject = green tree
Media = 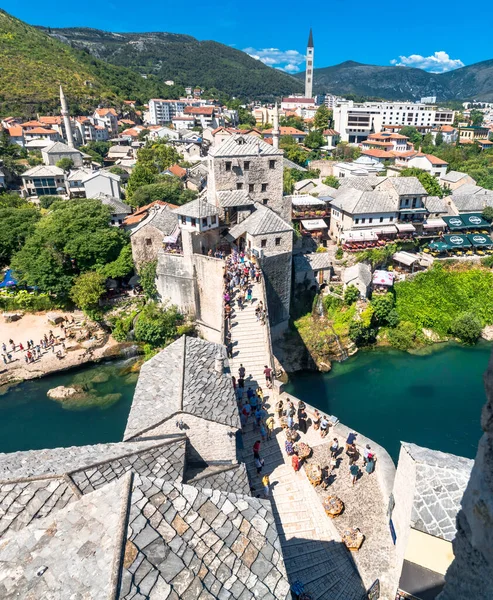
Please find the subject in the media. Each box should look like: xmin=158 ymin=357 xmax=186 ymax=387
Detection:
xmin=399 ymin=126 xmax=422 ymax=148
xmin=387 ymin=321 xmax=417 ymax=351
xmin=279 ymin=135 xmax=297 ymax=149
xmin=108 ymin=166 xmax=127 ymax=176
xmin=422 ymin=132 xmax=434 ymax=151
xmin=370 ymin=293 xmax=396 ymax=326
xmin=344 ymin=284 xmax=360 ymax=305
xmin=400 ymin=168 xmax=443 ymax=197
xmin=313 ymin=105 xmax=331 ymax=130
xmin=322 ymin=175 xmax=340 ymax=189
xmin=70 ymin=271 xmax=106 ymax=311
xmin=435 ymin=132 xmax=444 ymax=146
xmin=39 ymin=195 xmax=59 ymax=209
xmin=450 ymin=312 xmax=482 ymax=344
xmin=11 ymin=200 xmax=126 ymax=298
xmin=136 ymin=140 xmax=182 ymax=173
xmin=482 ymin=207 xmax=493 ymax=222
xmin=283 ymin=169 xmax=295 ymax=194
xmin=97 ymin=244 xmax=134 ymax=279
xmin=126 ymin=163 xmax=159 ymax=199
xmin=56 ymin=158 xmax=74 ymax=171
xmin=332 ymin=142 xmax=361 ymax=161
xmin=280 ymin=116 xmax=306 ymax=131
xmin=237 ymin=108 xmax=256 ymax=128
xmin=348 ymin=321 xmax=376 ymax=346
xmin=304 ymin=130 xmax=325 ymax=149
xmin=0 ymin=208 xmax=41 ymax=267
xmin=0 ymin=193 xmax=31 ymax=209
xmin=284 ymin=145 xmax=308 ymax=166
xmin=470 ymin=110 xmax=484 ymax=127
xmin=139 ymin=260 xmax=158 ymax=301
xmin=130 ymin=179 xmax=197 ymax=208
xmin=134 ymin=301 xmax=181 ymax=347
xmin=137 ymin=129 xmax=151 ymax=141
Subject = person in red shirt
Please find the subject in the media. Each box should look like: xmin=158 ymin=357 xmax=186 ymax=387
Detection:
xmin=263 ymin=365 xmax=273 ymax=387
xmin=253 ymin=440 xmax=261 ymax=458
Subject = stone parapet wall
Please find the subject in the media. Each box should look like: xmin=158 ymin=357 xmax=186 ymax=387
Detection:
xmin=193 ymin=254 xmax=224 ymax=343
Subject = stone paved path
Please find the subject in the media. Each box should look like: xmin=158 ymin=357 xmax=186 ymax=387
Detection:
xmin=229 ymin=280 xmax=367 ymax=600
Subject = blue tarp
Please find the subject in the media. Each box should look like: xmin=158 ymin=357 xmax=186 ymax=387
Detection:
xmin=0 ymin=269 xmax=17 ymax=288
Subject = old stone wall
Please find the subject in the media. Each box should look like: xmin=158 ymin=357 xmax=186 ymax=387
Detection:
xmin=131 ymin=225 xmax=163 ymax=270
xmin=209 ymin=153 xmax=288 ymax=221
xmin=309 ymin=160 xmax=334 ymax=177
xmin=137 ymin=414 xmax=238 ymax=465
xmin=156 ymin=252 xmax=196 ymax=315
xmin=390 ymin=445 xmax=417 ymax=594
xmin=193 ymin=254 xmax=224 ymax=343
xmin=438 ymin=354 xmax=493 ymax=599
xmin=261 ymin=252 xmax=292 ymax=330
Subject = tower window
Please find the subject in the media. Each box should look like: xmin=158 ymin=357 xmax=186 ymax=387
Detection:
xmin=244 ymin=161 xmax=250 ymax=171
xmin=262 ymin=199 xmax=268 ymax=205
xmin=236 ymin=182 xmax=243 ymax=190
xmin=275 ymin=238 xmax=281 ymax=246
xmin=261 ymin=183 xmax=268 ymax=192
xmin=249 ymin=184 xmax=254 ymax=193
xmin=269 ymin=160 xmax=276 ymax=169
xmin=261 ymin=239 xmax=267 ymax=248
xmin=191 ymin=218 xmax=196 ymax=227
xmin=225 ymin=161 xmax=232 ymax=171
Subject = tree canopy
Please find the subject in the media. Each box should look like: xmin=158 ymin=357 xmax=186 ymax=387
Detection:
xmin=313 ymin=105 xmax=331 ymax=130
xmin=399 ymin=168 xmax=443 ymax=196
xmin=129 ymin=179 xmax=197 ymax=208
xmin=0 ymin=207 xmax=40 ymax=267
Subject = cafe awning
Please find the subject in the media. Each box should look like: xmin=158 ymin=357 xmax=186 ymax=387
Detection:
xmin=396 ymin=223 xmax=416 ymax=233
xmin=372 ymin=270 xmax=394 ymax=286
xmin=467 ymin=234 xmax=493 ymax=247
xmin=443 ymin=234 xmax=472 ymax=248
xmin=443 ymin=216 xmax=466 ymax=230
xmin=423 ymin=218 xmax=447 ymax=229
xmin=428 ymin=240 xmax=449 ymax=252
xmin=342 ymin=230 xmax=378 ymax=242
xmin=372 ymin=225 xmax=398 ymax=235
xmin=393 ymin=251 xmax=420 ymax=266
xmin=292 ymin=197 xmax=326 ymax=207
xmin=301 ymin=219 xmax=328 ymax=231
xmin=461 ymin=213 xmax=490 ymax=228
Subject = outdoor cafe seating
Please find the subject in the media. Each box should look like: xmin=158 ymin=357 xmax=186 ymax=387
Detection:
xmin=426 ymin=233 xmax=493 ymax=257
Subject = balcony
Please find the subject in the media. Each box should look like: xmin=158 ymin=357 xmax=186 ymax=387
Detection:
xmin=292 ymin=209 xmax=330 ymax=219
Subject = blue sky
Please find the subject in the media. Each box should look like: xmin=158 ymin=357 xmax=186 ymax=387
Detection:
xmin=5 ymin=1 xmax=493 ymax=74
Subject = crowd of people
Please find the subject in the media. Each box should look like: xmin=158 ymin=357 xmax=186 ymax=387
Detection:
xmin=0 ymin=317 xmax=79 ymax=368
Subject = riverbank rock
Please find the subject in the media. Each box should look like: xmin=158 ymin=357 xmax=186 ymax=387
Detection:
xmin=481 ymin=325 xmax=493 ymax=341
xmin=102 ymin=342 xmax=142 ymax=359
xmin=422 ymin=328 xmax=443 ymax=342
xmin=47 ymin=386 xmax=82 ymax=400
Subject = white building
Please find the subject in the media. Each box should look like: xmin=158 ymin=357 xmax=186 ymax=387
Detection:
xmin=280 ymin=97 xmax=316 ymax=111
xmin=83 ymin=171 xmax=121 ymax=199
xmin=394 ymin=153 xmax=448 ymax=178
xmin=148 ymin=99 xmax=186 ymax=125
xmin=334 ymin=101 xmax=455 ymax=143
xmin=21 ymin=165 xmax=66 ymax=198
xmin=93 ymin=108 xmax=118 ymax=137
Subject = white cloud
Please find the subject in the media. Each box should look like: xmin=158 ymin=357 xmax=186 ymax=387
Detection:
xmin=243 ymin=47 xmax=305 ymax=72
xmin=390 ymin=51 xmax=464 ymax=73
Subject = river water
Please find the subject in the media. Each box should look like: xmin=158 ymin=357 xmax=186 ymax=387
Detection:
xmin=285 ymin=343 xmax=491 ymax=462
xmin=0 ymin=361 xmax=138 ymax=454
xmin=0 ymin=345 xmax=490 ymax=461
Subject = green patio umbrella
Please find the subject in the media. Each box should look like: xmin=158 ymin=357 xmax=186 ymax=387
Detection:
xmin=468 ymin=234 xmax=493 ymax=247
xmin=462 ymin=213 xmax=490 ymax=229
xmin=428 ymin=240 xmax=449 ymax=252
xmin=442 ymin=216 xmax=467 ymax=230
xmin=443 ymin=234 xmax=472 ymax=248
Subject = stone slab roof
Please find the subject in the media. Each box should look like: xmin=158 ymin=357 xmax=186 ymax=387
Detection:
xmin=425 ymin=195 xmax=448 ymax=214
xmin=294 ymin=252 xmax=333 ymax=272
xmin=339 ymin=175 xmax=386 ymax=192
xmin=93 ymin=192 xmax=132 ymax=214
xmin=124 ymin=336 xmax=240 ymax=441
xmin=209 ymin=134 xmax=282 ymax=158
xmin=451 ymin=192 xmax=493 ymax=213
xmin=403 ymin=442 xmax=474 ymax=541
xmin=216 ymin=190 xmax=254 ymax=208
xmin=121 ymin=476 xmax=290 ymax=599
xmin=377 ymin=176 xmax=427 ymax=196
xmin=131 ymin=206 xmax=178 ymax=236
xmin=42 ymin=141 xmax=83 ymax=155
xmin=0 ymin=439 xmax=184 ymax=481
xmin=0 ymin=475 xmax=131 ymax=600
xmin=173 ymin=198 xmax=219 ymax=218
xmin=331 ymin=187 xmax=397 ymax=215
xmin=441 ymin=170 xmax=472 ymax=183
xmin=185 ymin=463 xmax=251 ymax=496
xmin=228 ymin=203 xmax=292 ymax=239
xmin=343 ymin=263 xmax=372 ymax=287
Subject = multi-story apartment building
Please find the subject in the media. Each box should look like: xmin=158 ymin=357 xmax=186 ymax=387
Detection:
xmin=21 ymin=166 xmax=66 ymax=198
xmin=93 ymin=108 xmax=119 ymax=137
xmin=334 ymin=101 xmax=455 ymax=142
xmin=148 ymin=99 xmax=187 ymax=125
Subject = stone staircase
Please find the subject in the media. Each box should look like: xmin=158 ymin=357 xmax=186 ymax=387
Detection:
xmin=229 ymin=280 xmax=367 ymax=600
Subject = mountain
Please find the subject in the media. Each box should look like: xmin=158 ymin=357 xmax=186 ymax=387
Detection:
xmin=295 ymin=60 xmax=493 ymax=102
xmin=0 ymin=10 xmax=184 ymax=117
xmin=36 ymin=27 xmax=303 ymax=100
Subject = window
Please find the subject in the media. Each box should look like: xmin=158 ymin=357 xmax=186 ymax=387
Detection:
xmin=275 ymin=237 xmax=281 ymax=246
xmin=145 ymin=238 xmax=152 ymax=246
xmin=412 ymin=199 xmax=417 ymax=208
xmin=249 ymin=184 xmax=254 ymax=193
xmin=191 ymin=218 xmax=196 ymax=227
xmin=181 ymin=216 xmax=186 ymax=225
xmin=261 ymin=183 xmax=268 ymax=192
xmin=262 ymin=199 xmax=268 ymax=205
xmin=362 ymin=218 xmax=366 ymax=224
xmin=355 ymin=218 xmax=359 ymax=224
xmin=211 ymin=215 xmax=217 ymax=224
xmin=269 ymin=160 xmax=276 ymax=169
xmin=225 ymin=161 xmax=232 ymax=171
xmin=390 ymin=216 xmax=394 ymax=222
xmin=380 ymin=217 xmax=384 ymax=223
xmin=202 ymin=217 xmax=208 ymax=227
xmin=261 ymin=239 xmax=267 ymax=248
xmin=244 ymin=161 xmax=250 ymax=171
xmin=369 ymin=218 xmax=373 ymax=224
xmin=236 ymin=182 xmax=243 ymax=190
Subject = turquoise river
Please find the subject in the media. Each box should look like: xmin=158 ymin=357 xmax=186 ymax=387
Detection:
xmin=0 ymin=344 xmax=490 ymax=461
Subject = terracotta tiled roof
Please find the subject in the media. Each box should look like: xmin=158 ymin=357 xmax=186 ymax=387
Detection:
xmin=368 ymin=132 xmax=408 ymax=140
xmin=118 ymin=119 xmax=136 ymax=126
xmin=425 ymin=154 xmax=448 ymax=165
xmin=167 ymin=164 xmax=187 ymax=178
xmin=20 ymin=120 xmax=44 ymax=128
xmin=183 ymin=106 xmax=214 ymax=116
xmin=7 ymin=125 xmax=23 ymax=137
xmin=123 ymin=200 xmax=179 ymax=226
xmin=323 ymin=129 xmax=339 ymax=136
xmin=95 ymin=108 xmax=118 ymax=117
xmin=39 ymin=116 xmax=63 ymax=125
xmin=263 ymin=126 xmax=305 ymax=135
xmin=362 ymin=140 xmax=394 ymax=148
xmin=362 ymin=149 xmax=396 ymax=159
xmin=26 ymin=127 xmax=58 ymax=135
xmin=440 ymin=125 xmax=455 ymax=132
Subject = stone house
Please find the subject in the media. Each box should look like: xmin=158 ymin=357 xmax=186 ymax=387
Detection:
xmin=390 ymin=443 xmax=473 ymax=600
xmin=21 ymin=165 xmax=66 ymax=198
xmin=83 ymin=170 xmax=121 ymax=199
xmin=440 ymin=171 xmax=476 ymax=192
xmin=130 ymin=204 xmax=178 ymax=268
xmin=343 ymin=263 xmax=372 ymax=298
xmin=41 ymin=141 xmax=84 ymax=168
xmin=124 ymin=335 xmax=241 ymax=464
xmin=91 ymin=192 xmax=131 ymax=226
xmin=207 ymin=134 xmax=287 ymax=221
xmin=293 ymin=252 xmax=333 ymax=288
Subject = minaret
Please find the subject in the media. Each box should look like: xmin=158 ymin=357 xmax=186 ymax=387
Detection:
xmin=60 ymin=85 xmax=75 ymax=148
xmin=305 ymin=28 xmax=314 ymax=99
xmin=272 ymin=102 xmax=280 ymax=149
